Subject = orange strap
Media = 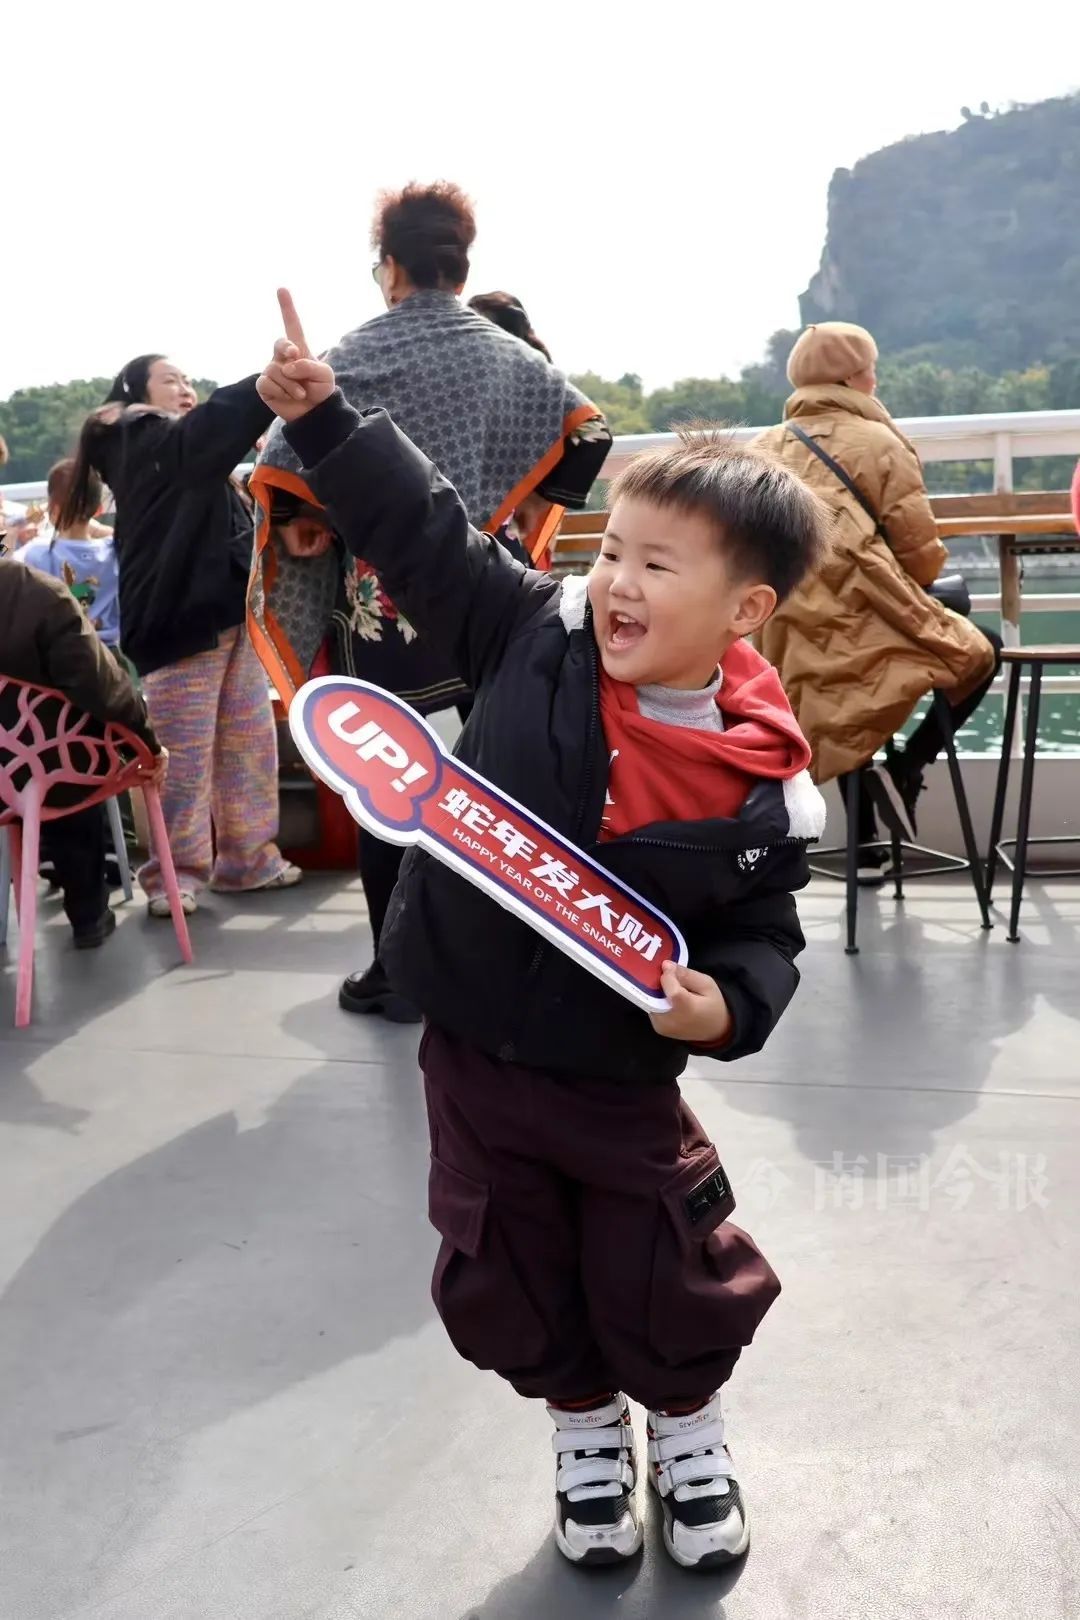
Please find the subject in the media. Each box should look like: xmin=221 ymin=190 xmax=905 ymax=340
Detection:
xmin=246 ymin=465 xmax=322 ymax=704
xmin=528 ymin=502 xmax=565 ymax=567
xmin=248 ymin=463 xmax=320 ymax=512
xmin=487 ymin=403 xmax=600 ymax=533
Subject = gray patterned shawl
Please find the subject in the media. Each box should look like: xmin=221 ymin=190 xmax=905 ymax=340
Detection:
xmin=248 ymin=290 xmax=598 ymax=712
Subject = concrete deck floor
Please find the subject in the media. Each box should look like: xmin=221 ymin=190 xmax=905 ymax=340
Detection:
xmin=1 ymin=872 xmax=1078 ymax=1620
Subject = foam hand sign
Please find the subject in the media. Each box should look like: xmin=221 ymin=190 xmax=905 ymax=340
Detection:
xmin=290 ymin=678 xmax=687 ymax=1012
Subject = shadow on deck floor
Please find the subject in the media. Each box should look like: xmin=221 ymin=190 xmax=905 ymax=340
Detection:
xmin=2 ymin=875 xmax=1078 ymax=1620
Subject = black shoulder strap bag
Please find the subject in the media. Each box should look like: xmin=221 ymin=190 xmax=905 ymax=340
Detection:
xmin=785 ymin=420 xmax=971 ymax=618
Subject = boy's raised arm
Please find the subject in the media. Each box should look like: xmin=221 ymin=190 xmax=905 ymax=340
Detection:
xmin=258 ymin=290 xmax=557 ymax=689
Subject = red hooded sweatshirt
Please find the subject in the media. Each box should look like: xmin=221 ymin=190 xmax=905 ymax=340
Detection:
xmin=598 ymin=637 xmax=812 ymax=840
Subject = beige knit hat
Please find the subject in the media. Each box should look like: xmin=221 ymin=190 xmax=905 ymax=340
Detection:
xmin=786 ymin=322 xmax=878 ymax=388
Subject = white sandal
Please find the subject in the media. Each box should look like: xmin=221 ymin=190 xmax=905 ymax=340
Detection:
xmin=148 ymin=891 xmax=197 ymax=918
xmin=209 ymin=863 xmax=304 ymax=895
xmin=252 ymin=863 xmax=303 ymax=891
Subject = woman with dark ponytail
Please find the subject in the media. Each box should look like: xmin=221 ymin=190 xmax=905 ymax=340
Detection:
xmin=468 ymin=290 xmax=552 ymax=361
xmin=65 ymin=354 xmax=300 ymax=917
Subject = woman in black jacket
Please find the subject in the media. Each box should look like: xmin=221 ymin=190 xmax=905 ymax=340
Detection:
xmin=62 ymin=356 xmax=300 ymax=915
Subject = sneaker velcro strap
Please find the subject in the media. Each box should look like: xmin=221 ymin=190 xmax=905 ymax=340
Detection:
xmin=552 ymin=1424 xmax=626 ymax=1455
xmin=650 ymin=1418 xmax=728 ymax=1464
xmin=557 ymin=1454 xmax=629 ymax=1496
xmin=667 ymin=1450 xmax=734 ymax=1495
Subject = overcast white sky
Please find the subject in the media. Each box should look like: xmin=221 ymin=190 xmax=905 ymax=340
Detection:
xmin=5 ymin=2 xmax=1078 ymax=399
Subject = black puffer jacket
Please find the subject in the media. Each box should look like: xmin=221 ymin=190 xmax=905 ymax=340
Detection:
xmin=286 ymin=394 xmax=825 ymax=1085
xmin=93 ymin=377 xmax=273 ymax=676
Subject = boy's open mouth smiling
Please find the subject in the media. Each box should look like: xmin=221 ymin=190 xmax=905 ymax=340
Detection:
xmin=608 ymin=610 xmax=647 ymax=651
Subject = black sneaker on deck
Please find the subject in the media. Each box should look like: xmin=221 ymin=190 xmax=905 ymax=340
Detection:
xmin=870 ymin=753 xmax=925 ymax=842
xmin=548 ymin=1395 xmax=642 ymax=1565
xmin=647 ymin=1393 xmax=749 ymax=1568
xmin=338 ymin=960 xmax=422 ymax=1024
xmin=857 ymin=845 xmax=894 ymax=888
xmin=73 ymin=908 xmax=117 ymax=951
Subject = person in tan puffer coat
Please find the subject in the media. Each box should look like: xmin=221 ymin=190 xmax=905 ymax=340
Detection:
xmin=755 ymin=321 xmax=999 ymax=868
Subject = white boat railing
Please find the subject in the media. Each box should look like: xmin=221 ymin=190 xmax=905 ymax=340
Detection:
xmin=4 ymin=406 xmax=1078 ymax=698
xmin=6 ymin=404 xmax=1080 ymax=505
xmin=599 ymin=406 xmax=1080 ymax=484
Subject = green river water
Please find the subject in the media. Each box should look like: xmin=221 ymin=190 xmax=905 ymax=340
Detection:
xmin=923 ymin=575 xmax=1080 ymax=754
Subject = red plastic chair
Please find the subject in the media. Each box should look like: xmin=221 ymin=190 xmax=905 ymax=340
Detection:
xmin=0 ymin=675 xmax=193 ymax=1026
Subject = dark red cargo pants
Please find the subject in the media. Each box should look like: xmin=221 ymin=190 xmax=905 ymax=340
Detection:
xmin=421 ymin=1024 xmax=780 ymax=1410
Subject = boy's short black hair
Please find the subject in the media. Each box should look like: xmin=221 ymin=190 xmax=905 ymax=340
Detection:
xmin=609 ymin=425 xmax=831 ymax=602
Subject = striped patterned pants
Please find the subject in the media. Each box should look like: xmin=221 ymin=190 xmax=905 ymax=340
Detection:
xmin=139 ymin=627 xmax=288 ymax=897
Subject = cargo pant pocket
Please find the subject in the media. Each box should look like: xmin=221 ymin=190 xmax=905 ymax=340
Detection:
xmin=648 ymin=1146 xmax=766 ymax=1367
xmin=428 ymin=1154 xmax=548 ymax=1374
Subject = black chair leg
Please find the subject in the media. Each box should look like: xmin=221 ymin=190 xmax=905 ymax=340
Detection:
xmin=1008 ymin=663 xmax=1042 ymax=942
xmin=986 ymin=661 xmax=1021 ymax=895
xmin=934 ymin=691 xmax=991 ymax=930
xmin=845 ymin=770 xmax=860 ymax=955
xmin=890 ymin=826 xmax=904 ymax=901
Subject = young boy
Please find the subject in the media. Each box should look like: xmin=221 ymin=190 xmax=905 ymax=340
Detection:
xmin=258 ymin=296 xmax=830 ymax=1570
xmin=21 ymin=460 xmax=120 ymax=647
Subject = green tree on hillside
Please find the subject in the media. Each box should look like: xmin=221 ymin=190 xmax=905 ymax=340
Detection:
xmin=0 ymin=376 xmax=217 ymax=482
xmin=571 ymin=372 xmax=651 ymax=435
xmin=756 ymin=329 xmax=801 ymax=396
xmin=1049 ymin=358 xmax=1080 ymax=409
xmin=0 ymin=378 xmax=112 ymax=484
xmin=645 ymin=376 xmax=757 ymax=431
